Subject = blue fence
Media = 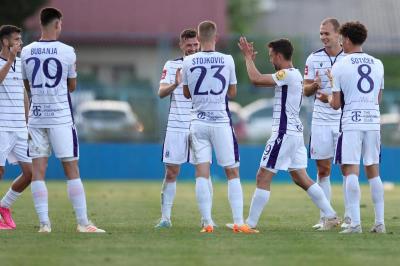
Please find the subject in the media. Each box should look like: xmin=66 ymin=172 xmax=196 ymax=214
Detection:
xmin=3 ymin=143 xmax=398 ymax=183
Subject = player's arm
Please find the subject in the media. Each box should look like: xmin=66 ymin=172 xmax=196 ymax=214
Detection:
xmin=227 ymin=84 xmax=237 ymax=99
xmin=0 ymin=44 xmax=20 ymax=83
xmin=238 ymin=37 xmax=276 ymax=87
xmin=67 ymin=78 xmax=77 ymax=92
xmin=327 ymin=69 xmax=341 ymax=110
xmin=158 ymin=69 xmax=181 ymax=98
xmin=23 ymin=88 xmax=29 ymax=123
xmin=183 ymin=85 xmax=191 ymax=99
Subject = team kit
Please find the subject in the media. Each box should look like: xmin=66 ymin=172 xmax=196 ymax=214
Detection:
xmin=0 ymin=7 xmax=385 ymax=234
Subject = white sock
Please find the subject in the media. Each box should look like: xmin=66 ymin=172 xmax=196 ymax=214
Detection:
xmin=246 ymin=188 xmax=270 ymax=228
xmin=208 ymin=176 xmax=213 ymax=200
xmin=368 ymin=176 xmax=384 ymax=225
xmin=317 ymin=175 xmax=331 ymax=219
xmin=195 ymin=177 xmax=212 ymax=226
xmin=346 ymin=174 xmax=361 ymax=226
xmin=228 ymin=178 xmax=244 ymax=225
xmin=0 ymin=188 xmax=21 ymax=208
xmin=67 ymin=178 xmax=89 ymax=226
xmin=343 ymin=175 xmax=350 ymax=218
xmin=31 ymin=180 xmax=50 ymax=224
xmin=307 ymin=183 xmax=336 ymax=218
xmin=161 ymin=180 xmax=176 ymax=221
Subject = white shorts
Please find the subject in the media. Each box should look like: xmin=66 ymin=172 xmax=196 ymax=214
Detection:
xmin=335 ymin=130 xmax=380 ymax=166
xmin=309 ymin=124 xmax=339 ymax=160
xmin=28 ymin=125 xmax=79 ymax=160
xmin=260 ymin=133 xmax=307 ymax=171
xmin=0 ymin=131 xmax=31 ymax=166
xmin=162 ymin=131 xmax=192 ymax=165
xmin=190 ymin=123 xmax=239 ymax=167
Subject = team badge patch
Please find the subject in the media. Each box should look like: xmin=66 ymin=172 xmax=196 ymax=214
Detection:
xmin=161 ymin=69 xmax=167 ymax=79
xmin=275 ymin=70 xmax=286 ymax=81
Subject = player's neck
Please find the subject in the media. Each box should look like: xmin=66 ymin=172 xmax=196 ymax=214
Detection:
xmin=325 ymin=45 xmax=342 ymax=56
xmin=40 ymin=32 xmax=58 ymax=41
xmin=200 ymin=42 xmax=215 ymax=52
xmin=346 ymin=46 xmax=363 ymax=54
xmin=280 ymin=61 xmax=293 ymax=70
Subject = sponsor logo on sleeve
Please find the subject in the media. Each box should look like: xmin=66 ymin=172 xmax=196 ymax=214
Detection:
xmin=275 ymin=70 xmax=286 ymax=81
xmin=161 ymin=69 xmax=167 ymax=79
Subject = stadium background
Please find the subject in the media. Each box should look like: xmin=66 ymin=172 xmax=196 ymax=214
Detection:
xmin=2 ymin=0 xmax=399 ymax=182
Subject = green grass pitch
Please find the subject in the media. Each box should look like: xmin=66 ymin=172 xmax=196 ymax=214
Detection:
xmin=0 ymin=181 xmax=399 ymax=266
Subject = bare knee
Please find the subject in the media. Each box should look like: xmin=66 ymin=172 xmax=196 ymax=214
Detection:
xmin=165 ymin=165 xmax=180 ymax=182
xmin=316 ymin=160 xmax=331 ymax=178
xmin=256 ymin=168 xmax=272 ymax=190
xmin=224 ymin=167 xmax=239 ymax=180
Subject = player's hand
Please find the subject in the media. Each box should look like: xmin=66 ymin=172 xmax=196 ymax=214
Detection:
xmin=326 ymin=69 xmax=334 ymax=88
xmin=238 ymin=36 xmax=257 ymax=60
xmin=9 ymin=42 xmax=22 ymax=61
xmin=174 ymin=68 xmax=182 ymax=88
xmin=314 ymin=70 xmax=322 ymax=89
xmin=316 ymin=91 xmax=329 ymax=103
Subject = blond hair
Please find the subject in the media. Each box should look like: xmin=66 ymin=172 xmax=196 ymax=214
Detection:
xmin=198 ymin=20 xmax=217 ymax=42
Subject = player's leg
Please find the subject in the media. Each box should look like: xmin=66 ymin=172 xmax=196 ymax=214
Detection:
xmin=212 ymin=126 xmax=245 ymax=230
xmin=0 ymin=132 xmax=15 ymax=229
xmin=245 ymin=167 xmax=274 ymax=231
xmin=155 ymin=164 xmax=179 ymax=228
xmin=190 ymin=124 xmax=213 ymax=231
xmin=363 ymin=131 xmax=385 ymax=233
xmin=51 ymin=125 xmax=104 ymax=233
xmin=0 ymin=131 xmax=33 ymax=228
xmin=0 ymin=162 xmax=32 ymax=229
xmin=28 ymin=128 xmax=52 ymax=232
xmin=337 ymin=131 xmax=362 ymax=233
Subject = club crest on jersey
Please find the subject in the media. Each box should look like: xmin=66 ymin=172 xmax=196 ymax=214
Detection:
xmin=275 ymin=70 xmax=286 ymax=81
xmin=165 ymin=150 xmax=170 ymax=158
xmin=161 ymin=69 xmax=167 ymax=79
xmin=319 ymin=62 xmax=323 ymax=67
xmin=276 ymin=137 xmax=282 ymax=144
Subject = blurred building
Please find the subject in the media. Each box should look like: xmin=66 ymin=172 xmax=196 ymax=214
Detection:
xmin=255 ymin=0 xmax=400 ymax=53
xmin=25 ymin=0 xmax=228 ymax=88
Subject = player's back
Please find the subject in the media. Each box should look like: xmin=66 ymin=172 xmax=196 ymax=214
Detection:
xmin=21 ymin=40 xmax=77 ymax=128
xmin=332 ymin=52 xmax=383 ymax=131
xmin=272 ymin=68 xmax=304 ymax=136
xmin=182 ymin=51 xmax=236 ymax=126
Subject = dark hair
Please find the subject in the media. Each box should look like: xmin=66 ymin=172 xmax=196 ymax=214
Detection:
xmin=0 ymin=25 xmax=21 ymax=43
xmin=267 ymin=38 xmax=293 ymax=60
xmin=40 ymin=7 xmax=63 ymax=26
xmin=339 ymin=21 xmax=368 ymax=45
xmin=321 ymin=17 xmax=340 ymax=32
xmin=180 ymin=28 xmax=197 ymax=41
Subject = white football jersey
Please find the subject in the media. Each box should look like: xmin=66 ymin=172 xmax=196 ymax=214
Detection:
xmin=21 ymin=40 xmax=77 ymax=128
xmin=271 ymin=68 xmax=304 ymax=136
xmin=304 ymin=48 xmax=345 ymax=126
xmin=182 ymin=51 xmax=237 ymax=126
xmin=331 ymin=52 xmax=384 ymax=131
xmin=160 ymin=58 xmax=191 ymax=132
xmin=0 ymin=57 xmax=27 ymax=131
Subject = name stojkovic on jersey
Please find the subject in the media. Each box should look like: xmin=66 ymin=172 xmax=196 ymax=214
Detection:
xmin=332 ymin=52 xmax=384 ymax=131
xmin=304 ymin=48 xmax=345 ymax=126
xmin=160 ymin=58 xmax=192 ymax=132
xmin=0 ymin=57 xmax=26 ymax=131
xmin=21 ymin=40 xmax=77 ymax=128
xmin=271 ymin=68 xmax=304 ymax=136
xmin=182 ymin=51 xmax=237 ymax=125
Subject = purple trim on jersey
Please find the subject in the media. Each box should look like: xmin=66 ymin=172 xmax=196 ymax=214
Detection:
xmin=186 ymin=133 xmax=191 ymax=163
xmin=161 ymin=139 xmax=165 ymax=162
xmin=225 ymin=97 xmax=239 ymax=162
xmin=335 ymin=133 xmax=343 ymax=164
xmin=72 ymin=127 xmax=78 ymax=157
xmin=339 ymin=91 xmax=345 ymax=132
xmin=308 ymin=134 xmax=312 ymax=159
xmin=278 ymin=85 xmax=288 ymax=134
xmin=67 ymin=92 xmax=75 ymax=123
xmin=37 ymin=40 xmax=57 ymax=42
xmin=266 ymin=132 xmax=285 ymax=169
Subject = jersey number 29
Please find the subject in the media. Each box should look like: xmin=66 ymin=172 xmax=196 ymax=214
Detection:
xmin=26 ymin=57 xmax=62 ymax=89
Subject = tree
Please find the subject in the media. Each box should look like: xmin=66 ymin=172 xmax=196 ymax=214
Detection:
xmin=0 ymin=0 xmax=48 ymax=28
xmin=228 ymin=0 xmax=261 ymax=34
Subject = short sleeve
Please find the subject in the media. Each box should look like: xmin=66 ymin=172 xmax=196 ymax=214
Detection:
xmin=229 ymin=55 xmax=237 ymax=85
xmin=67 ymin=48 xmax=77 ymax=79
xmin=304 ymin=54 xmax=315 ymax=80
xmin=271 ymin=69 xmax=289 ymax=87
xmin=182 ymin=59 xmax=189 ymax=86
xmin=159 ymin=61 xmax=171 ymax=84
xmin=379 ymin=60 xmax=384 ymax=90
xmin=331 ymin=63 xmax=341 ymax=92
